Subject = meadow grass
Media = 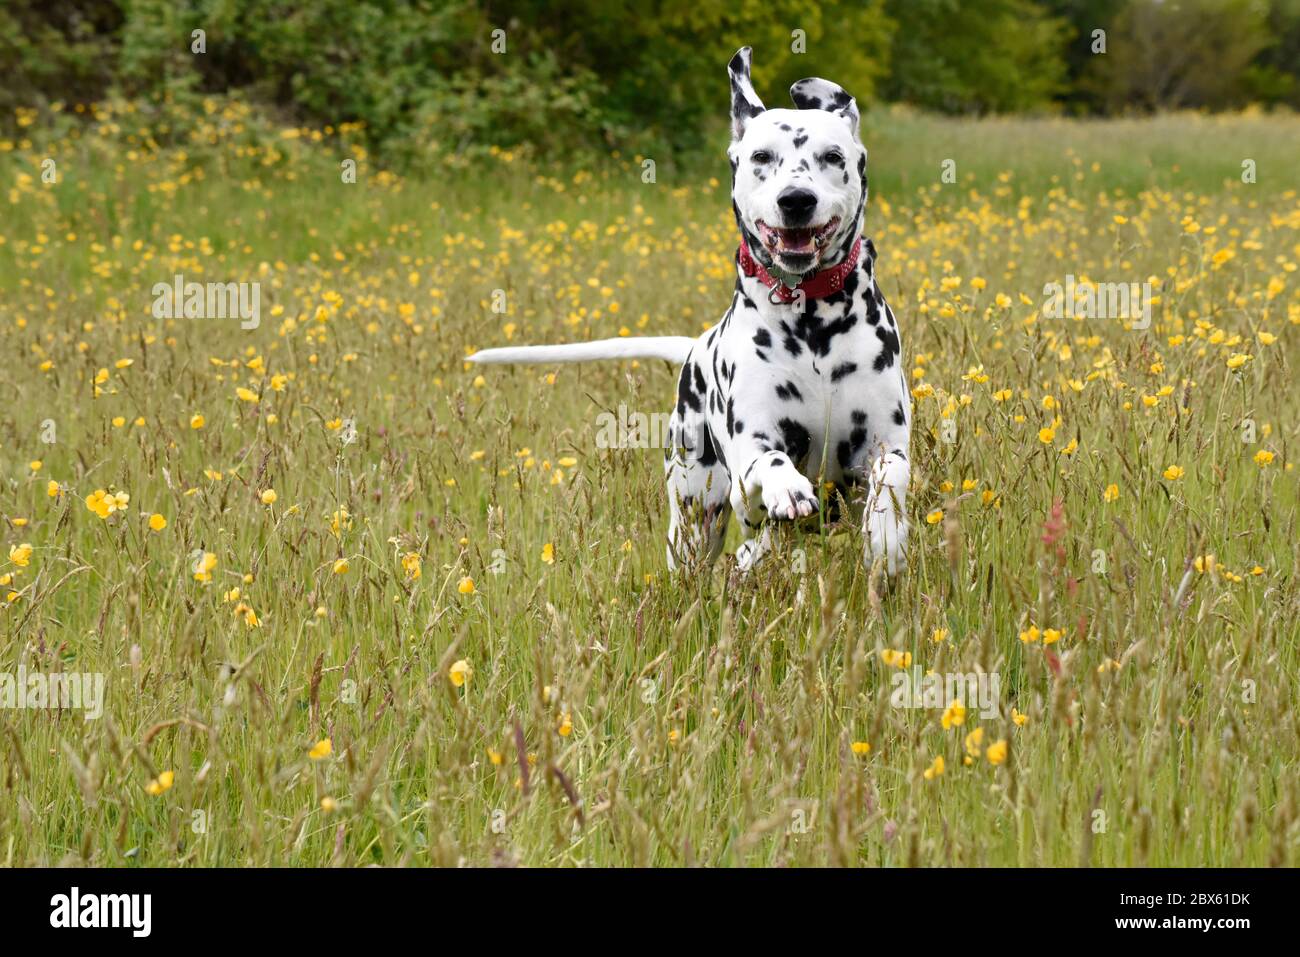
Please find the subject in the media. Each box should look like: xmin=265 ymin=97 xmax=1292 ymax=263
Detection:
xmin=0 ymin=103 xmax=1298 ymax=866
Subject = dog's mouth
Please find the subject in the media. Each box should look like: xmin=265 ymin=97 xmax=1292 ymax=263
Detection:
xmin=755 ymin=217 xmax=841 ymax=258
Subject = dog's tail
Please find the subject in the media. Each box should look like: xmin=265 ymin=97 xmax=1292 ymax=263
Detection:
xmin=467 ymin=336 xmax=695 ymax=366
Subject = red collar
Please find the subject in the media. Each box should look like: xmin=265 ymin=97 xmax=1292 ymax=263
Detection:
xmin=738 ymin=237 xmax=862 ymax=304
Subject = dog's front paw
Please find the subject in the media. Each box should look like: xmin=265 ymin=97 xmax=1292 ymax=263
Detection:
xmin=762 ymin=472 xmax=818 ymax=521
xmin=865 ymin=506 xmax=908 ymax=576
xmin=735 ymin=535 xmax=770 ymax=572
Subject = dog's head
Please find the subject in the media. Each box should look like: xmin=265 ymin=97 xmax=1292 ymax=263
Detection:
xmin=726 ymin=47 xmax=866 ymax=282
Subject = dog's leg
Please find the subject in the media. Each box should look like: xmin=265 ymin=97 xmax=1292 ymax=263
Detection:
xmin=735 ymin=524 xmax=773 ymax=572
xmin=862 ymin=446 xmax=909 ymax=576
xmin=664 ymin=411 xmax=731 ymax=571
xmin=731 ymin=448 xmax=818 ymax=520
xmin=727 ymin=447 xmax=817 ymax=570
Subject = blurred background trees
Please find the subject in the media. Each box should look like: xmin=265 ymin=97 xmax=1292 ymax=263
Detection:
xmin=2 ymin=0 xmax=1298 ymax=164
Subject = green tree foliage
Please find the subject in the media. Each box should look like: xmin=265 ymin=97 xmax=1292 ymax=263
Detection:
xmin=1084 ymin=0 xmax=1274 ymax=110
xmin=0 ymin=1 xmax=122 ymax=115
xmin=1244 ymin=0 xmax=1300 ymax=106
xmin=2 ymin=0 xmax=1299 ymax=163
xmin=1040 ymin=0 xmax=1129 ymax=112
xmin=881 ymin=0 xmax=1072 ymax=113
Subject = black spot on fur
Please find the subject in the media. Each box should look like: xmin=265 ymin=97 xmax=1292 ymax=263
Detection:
xmin=775 ymin=380 xmax=803 ymax=401
xmin=676 ymin=363 xmax=701 ymax=413
xmin=836 ymin=421 xmax=869 ymax=468
xmin=830 ymin=362 xmax=858 ymax=382
xmin=777 ymin=418 xmax=811 ymax=464
xmin=872 ymin=327 xmax=900 ymax=372
xmin=697 ymin=422 xmax=720 ymax=467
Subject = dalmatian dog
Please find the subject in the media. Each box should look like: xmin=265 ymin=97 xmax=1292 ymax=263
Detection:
xmin=469 ymin=47 xmax=910 ymax=575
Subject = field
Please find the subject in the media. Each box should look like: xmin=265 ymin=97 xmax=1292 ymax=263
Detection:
xmin=1 ymin=102 xmax=1298 ymax=866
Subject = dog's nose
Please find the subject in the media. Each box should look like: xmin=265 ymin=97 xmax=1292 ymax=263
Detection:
xmin=776 ymin=187 xmax=818 ymax=223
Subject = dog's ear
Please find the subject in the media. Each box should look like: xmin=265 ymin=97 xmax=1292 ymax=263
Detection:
xmin=728 ymin=47 xmax=766 ymax=141
xmin=790 ymin=77 xmax=860 ymax=139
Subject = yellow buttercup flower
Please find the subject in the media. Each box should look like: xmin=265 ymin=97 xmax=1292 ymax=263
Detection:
xmin=309 ymin=738 xmax=332 ymax=760
xmin=1225 ymin=352 xmax=1251 ymax=370
xmin=148 ymin=513 xmax=167 ymax=531
xmin=986 ymin=739 xmax=1008 ymax=765
xmin=193 ymin=552 xmax=218 ymax=582
xmin=260 ymin=488 xmax=277 ymax=505
xmin=941 ymin=699 xmax=967 ymax=729
xmin=145 ymin=769 xmax=175 ymax=795
xmin=923 ymin=755 xmax=945 ymax=780
xmin=880 ymin=648 xmax=912 ymax=668
xmin=541 ymin=542 xmax=555 ymax=565
xmin=449 ymin=659 xmax=473 ymax=687
xmin=232 ymin=602 xmax=260 ymax=629
xmin=401 ymin=552 xmax=421 ymax=580
xmin=85 ymin=488 xmax=129 ymax=519
xmin=457 ymin=576 xmax=476 ymax=594
xmin=1163 ymin=465 xmax=1185 ymax=481
xmin=332 ymin=558 xmax=350 ymax=575
xmin=8 ymin=543 xmax=33 ymax=567
xmin=850 ymin=741 xmax=872 ymax=756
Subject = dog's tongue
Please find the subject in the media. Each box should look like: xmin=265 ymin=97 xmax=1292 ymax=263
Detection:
xmin=778 ymin=228 xmax=815 ymax=251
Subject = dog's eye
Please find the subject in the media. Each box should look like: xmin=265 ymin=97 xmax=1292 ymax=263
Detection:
xmin=750 ymin=150 xmax=773 ymax=164
xmin=824 ymin=149 xmax=845 ymax=165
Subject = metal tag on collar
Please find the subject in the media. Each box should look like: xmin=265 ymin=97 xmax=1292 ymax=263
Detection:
xmin=769 ymin=282 xmax=799 ymax=305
